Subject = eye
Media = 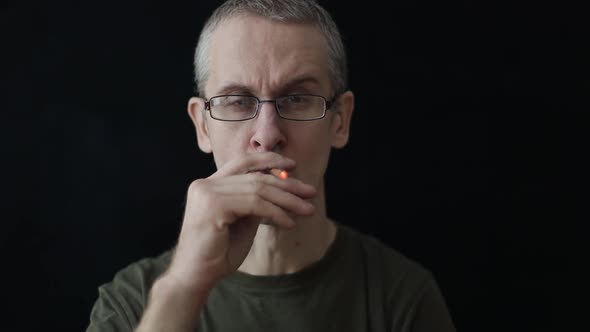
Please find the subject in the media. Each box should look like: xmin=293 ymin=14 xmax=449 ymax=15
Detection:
xmin=220 ymin=96 xmax=256 ymax=109
xmin=229 ymin=98 xmax=246 ymax=106
xmin=283 ymin=95 xmax=305 ymax=104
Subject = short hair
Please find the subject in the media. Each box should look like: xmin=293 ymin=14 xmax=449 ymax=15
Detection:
xmin=193 ymin=0 xmax=348 ymax=97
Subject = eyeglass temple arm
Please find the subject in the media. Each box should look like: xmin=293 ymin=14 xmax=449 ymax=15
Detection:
xmin=326 ymin=95 xmax=339 ymax=110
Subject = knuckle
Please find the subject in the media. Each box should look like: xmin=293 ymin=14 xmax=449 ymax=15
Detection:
xmin=246 ymin=194 xmax=261 ymax=208
xmin=187 ymin=179 xmax=215 ymax=205
xmin=248 ymin=174 xmax=266 ymax=195
xmin=253 ymin=181 xmax=266 ymax=195
xmin=188 ymin=179 xmax=205 ymax=195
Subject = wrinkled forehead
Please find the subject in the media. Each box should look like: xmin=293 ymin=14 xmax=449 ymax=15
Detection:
xmin=206 ymin=14 xmax=331 ymax=97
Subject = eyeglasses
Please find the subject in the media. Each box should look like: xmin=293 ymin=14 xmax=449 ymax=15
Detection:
xmin=203 ymin=94 xmax=336 ymax=121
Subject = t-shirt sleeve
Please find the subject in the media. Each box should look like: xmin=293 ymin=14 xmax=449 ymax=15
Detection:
xmin=86 ymin=252 xmax=171 ymax=331
xmin=85 ymin=258 xmax=163 ymax=332
xmin=408 ymin=276 xmax=457 ymax=332
xmin=85 ymin=284 xmax=136 ymax=332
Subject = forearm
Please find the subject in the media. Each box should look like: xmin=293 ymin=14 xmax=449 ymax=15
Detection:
xmin=135 ymin=275 xmax=209 ymax=332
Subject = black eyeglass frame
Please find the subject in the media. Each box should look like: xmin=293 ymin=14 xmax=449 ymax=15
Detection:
xmin=203 ymin=94 xmax=338 ymax=122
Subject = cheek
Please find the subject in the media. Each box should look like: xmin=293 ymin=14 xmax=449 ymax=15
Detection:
xmin=289 ymin=126 xmax=333 ymax=179
xmin=310 ymin=122 xmax=333 ymax=149
xmin=209 ymin=126 xmax=249 ymax=164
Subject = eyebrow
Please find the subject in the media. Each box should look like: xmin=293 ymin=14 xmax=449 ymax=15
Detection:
xmin=214 ymin=76 xmax=322 ymax=97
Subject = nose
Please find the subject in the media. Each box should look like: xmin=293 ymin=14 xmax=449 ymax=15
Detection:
xmin=249 ymin=101 xmax=285 ymax=152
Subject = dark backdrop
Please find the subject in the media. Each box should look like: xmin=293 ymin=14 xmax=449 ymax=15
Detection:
xmin=9 ymin=0 xmax=588 ymax=331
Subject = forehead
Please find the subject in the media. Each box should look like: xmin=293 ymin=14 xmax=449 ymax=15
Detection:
xmin=206 ymin=14 xmax=331 ymax=96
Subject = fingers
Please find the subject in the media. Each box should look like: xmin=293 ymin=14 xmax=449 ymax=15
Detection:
xmin=212 ymin=172 xmax=317 ymax=199
xmin=237 ymin=178 xmax=315 ymax=217
xmin=205 ymin=174 xmax=316 ymax=229
xmin=189 ymin=152 xmax=317 ymax=229
xmin=225 ymin=196 xmax=299 ymax=228
xmin=254 ymin=185 xmax=315 ymax=216
xmin=211 ymin=152 xmax=296 ymax=179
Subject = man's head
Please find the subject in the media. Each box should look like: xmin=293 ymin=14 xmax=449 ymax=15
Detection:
xmin=187 ymin=0 xmax=354 ymax=190
xmin=192 ymin=0 xmax=348 ymax=97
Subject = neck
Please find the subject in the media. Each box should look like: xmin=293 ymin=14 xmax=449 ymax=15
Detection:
xmin=237 ymin=187 xmax=336 ymax=276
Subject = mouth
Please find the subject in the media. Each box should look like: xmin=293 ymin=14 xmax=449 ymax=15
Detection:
xmin=252 ymin=168 xmax=289 ymax=180
xmin=270 ymin=168 xmax=289 ymax=179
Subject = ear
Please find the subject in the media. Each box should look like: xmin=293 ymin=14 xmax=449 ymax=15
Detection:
xmin=330 ymin=91 xmax=354 ymax=149
xmin=187 ymin=97 xmax=212 ymax=153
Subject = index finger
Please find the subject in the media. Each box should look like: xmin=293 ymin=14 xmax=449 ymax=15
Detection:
xmin=210 ymin=152 xmax=295 ymax=179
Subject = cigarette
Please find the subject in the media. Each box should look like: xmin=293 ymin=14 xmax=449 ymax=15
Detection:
xmin=270 ymin=168 xmax=289 ymax=180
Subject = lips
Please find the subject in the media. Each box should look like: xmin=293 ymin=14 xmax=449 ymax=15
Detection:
xmin=250 ymin=168 xmax=289 ymax=180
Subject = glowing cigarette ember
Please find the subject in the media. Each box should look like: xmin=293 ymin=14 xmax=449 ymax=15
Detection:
xmin=270 ymin=168 xmax=288 ymax=180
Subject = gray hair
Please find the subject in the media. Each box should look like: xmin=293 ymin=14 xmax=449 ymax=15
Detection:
xmin=193 ymin=0 xmax=348 ymax=97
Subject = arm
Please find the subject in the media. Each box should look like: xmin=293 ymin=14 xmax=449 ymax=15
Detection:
xmin=133 ymin=152 xmax=315 ymax=331
xmin=134 ymin=275 xmax=208 ymax=332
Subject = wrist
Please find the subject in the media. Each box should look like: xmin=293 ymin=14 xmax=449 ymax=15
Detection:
xmin=153 ymin=273 xmax=212 ymax=301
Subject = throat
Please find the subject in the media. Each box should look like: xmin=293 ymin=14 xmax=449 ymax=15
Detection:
xmin=238 ymin=217 xmax=336 ymax=276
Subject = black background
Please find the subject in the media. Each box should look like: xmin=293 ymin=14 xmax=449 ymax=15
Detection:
xmin=5 ymin=0 xmax=588 ymax=331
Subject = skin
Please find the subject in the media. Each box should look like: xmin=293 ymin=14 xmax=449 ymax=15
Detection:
xmin=136 ymin=13 xmax=354 ymax=332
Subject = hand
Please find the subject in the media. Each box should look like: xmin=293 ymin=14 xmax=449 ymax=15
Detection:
xmin=164 ymin=152 xmax=317 ymax=294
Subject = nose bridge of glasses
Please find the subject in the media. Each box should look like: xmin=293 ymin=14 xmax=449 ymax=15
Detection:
xmin=257 ymin=99 xmax=281 ymax=114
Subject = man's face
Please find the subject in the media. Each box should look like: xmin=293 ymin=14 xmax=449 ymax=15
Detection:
xmin=189 ymin=14 xmax=352 ymax=187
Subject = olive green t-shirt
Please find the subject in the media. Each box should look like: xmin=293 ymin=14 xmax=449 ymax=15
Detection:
xmin=86 ymin=224 xmax=456 ymax=332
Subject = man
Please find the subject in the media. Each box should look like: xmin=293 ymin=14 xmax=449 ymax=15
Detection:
xmin=86 ymin=0 xmax=457 ymax=331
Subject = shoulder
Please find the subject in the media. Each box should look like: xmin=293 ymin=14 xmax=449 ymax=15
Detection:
xmin=105 ymin=249 xmax=173 ymax=296
xmin=339 ymin=224 xmax=436 ymax=299
xmin=337 ymin=224 xmax=455 ymax=330
xmin=87 ymin=250 xmax=173 ymax=330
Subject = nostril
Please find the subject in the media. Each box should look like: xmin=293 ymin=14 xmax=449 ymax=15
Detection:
xmin=250 ymin=121 xmax=285 ymax=152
